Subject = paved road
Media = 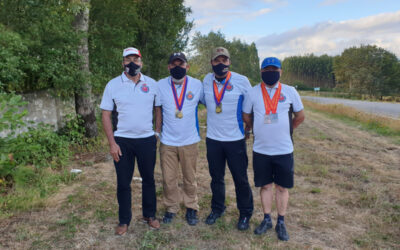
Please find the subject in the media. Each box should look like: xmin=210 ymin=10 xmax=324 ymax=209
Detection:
xmin=302 ymin=96 xmax=400 ymax=119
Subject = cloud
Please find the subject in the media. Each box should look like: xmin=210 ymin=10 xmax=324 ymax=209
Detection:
xmin=255 ymin=10 xmax=400 ymax=59
xmin=185 ymin=0 xmax=275 ymax=31
xmin=319 ymin=0 xmax=347 ymax=6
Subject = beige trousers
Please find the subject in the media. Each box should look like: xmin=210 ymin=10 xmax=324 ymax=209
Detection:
xmin=160 ymin=142 xmax=199 ymax=213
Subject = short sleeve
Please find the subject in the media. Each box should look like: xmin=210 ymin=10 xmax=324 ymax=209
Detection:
xmin=291 ymin=87 xmax=304 ymax=112
xmin=242 ymin=90 xmax=253 ymax=114
xmin=154 ymin=82 xmax=161 ymax=107
xmin=100 ymin=82 xmax=113 ymax=111
xmin=199 ymin=75 xmax=208 ymax=105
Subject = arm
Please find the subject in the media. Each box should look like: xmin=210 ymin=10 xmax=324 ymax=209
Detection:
xmin=102 ymin=110 xmax=122 ymax=162
xmin=154 ymin=106 xmax=162 ymax=137
xmin=242 ymin=112 xmax=253 ymax=140
xmin=293 ymin=110 xmax=305 ymax=129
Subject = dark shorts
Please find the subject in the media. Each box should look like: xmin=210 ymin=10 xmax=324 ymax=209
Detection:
xmin=253 ymin=151 xmax=294 ymax=188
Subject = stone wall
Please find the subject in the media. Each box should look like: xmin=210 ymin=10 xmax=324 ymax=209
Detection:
xmin=1 ymin=90 xmax=76 ymax=137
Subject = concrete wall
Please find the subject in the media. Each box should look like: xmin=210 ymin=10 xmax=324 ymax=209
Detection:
xmin=1 ymin=90 xmax=76 ymax=137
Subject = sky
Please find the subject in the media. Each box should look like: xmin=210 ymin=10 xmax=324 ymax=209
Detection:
xmin=184 ymin=0 xmax=400 ymax=60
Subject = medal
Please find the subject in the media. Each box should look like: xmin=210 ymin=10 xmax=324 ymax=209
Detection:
xmin=215 ymin=104 xmax=222 ymax=113
xmin=176 ymin=110 xmax=183 ymax=119
xmin=261 ymin=82 xmax=281 ymax=125
xmin=171 ymin=77 xmax=188 ymax=119
xmin=213 ymin=72 xmax=231 ymax=114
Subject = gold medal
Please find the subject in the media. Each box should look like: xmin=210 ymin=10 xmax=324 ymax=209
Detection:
xmin=176 ymin=110 xmax=183 ymax=119
xmin=215 ymin=104 xmax=222 ymax=113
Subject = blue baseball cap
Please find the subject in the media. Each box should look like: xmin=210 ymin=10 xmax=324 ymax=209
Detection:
xmin=261 ymin=57 xmax=281 ymax=69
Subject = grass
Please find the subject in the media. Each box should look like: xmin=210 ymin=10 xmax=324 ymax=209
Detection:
xmin=0 ymin=107 xmax=399 ymax=249
xmin=303 ymin=99 xmax=400 ymax=142
xmin=300 ymin=90 xmax=400 ymax=102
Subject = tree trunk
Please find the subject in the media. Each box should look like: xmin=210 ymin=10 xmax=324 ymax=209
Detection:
xmin=73 ymin=0 xmax=98 ymax=138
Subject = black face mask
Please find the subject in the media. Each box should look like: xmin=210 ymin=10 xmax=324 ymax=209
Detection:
xmin=124 ymin=62 xmax=141 ymax=77
xmin=170 ymin=66 xmax=186 ymax=80
xmin=212 ymin=63 xmax=229 ymax=76
xmin=262 ymin=71 xmax=280 ymax=86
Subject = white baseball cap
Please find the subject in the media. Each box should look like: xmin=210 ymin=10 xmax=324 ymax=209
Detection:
xmin=123 ymin=47 xmax=142 ymax=57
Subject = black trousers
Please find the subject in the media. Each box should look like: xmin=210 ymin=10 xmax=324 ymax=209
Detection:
xmin=206 ymin=137 xmax=253 ymax=217
xmin=114 ymin=136 xmax=157 ymax=225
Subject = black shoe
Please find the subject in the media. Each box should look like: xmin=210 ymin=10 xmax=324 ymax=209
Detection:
xmin=185 ymin=208 xmax=198 ymax=226
xmin=205 ymin=211 xmax=223 ymax=225
xmin=237 ymin=216 xmax=250 ymax=231
xmin=275 ymin=222 xmax=289 ymax=241
xmin=254 ymin=219 xmax=272 ymax=235
xmin=162 ymin=212 xmax=176 ymax=224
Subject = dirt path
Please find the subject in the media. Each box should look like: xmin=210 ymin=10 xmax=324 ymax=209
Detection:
xmin=1 ymin=109 xmax=399 ymax=249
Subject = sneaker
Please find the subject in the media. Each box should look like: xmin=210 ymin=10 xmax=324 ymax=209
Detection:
xmin=143 ymin=217 xmax=160 ymax=230
xmin=185 ymin=208 xmax=199 ymax=226
xmin=205 ymin=211 xmax=223 ymax=225
xmin=162 ymin=212 xmax=176 ymax=224
xmin=275 ymin=222 xmax=289 ymax=241
xmin=254 ymin=219 xmax=272 ymax=235
xmin=237 ymin=216 xmax=250 ymax=231
xmin=115 ymin=223 xmax=128 ymax=236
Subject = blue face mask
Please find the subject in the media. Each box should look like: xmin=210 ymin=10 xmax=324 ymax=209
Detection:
xmin=170 ymin=66 xmax=186 ymax=80
xmin=212 ymin=63 xmax=229 ymax=76
xmin=262 ymin=71 xmax=280 ymax=86
xmin=124 ymin=62 xmax=141 ymax=77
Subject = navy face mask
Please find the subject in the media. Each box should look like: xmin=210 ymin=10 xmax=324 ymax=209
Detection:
xmin=262 ymin=71 xmax=280 ymax=86
xmin=170 ymin=66 xmax=186 ymax=80
xmin=212 ymin=63 xmax=229 ymax=76
xmin=124 ymin=62 xmax=141 ymax=77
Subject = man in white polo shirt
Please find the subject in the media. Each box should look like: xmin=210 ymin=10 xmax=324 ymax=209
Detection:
xmin=202 ymin=47 xmax=254 ymax=231
xmin=157 ymin=52 xmax=203 ymax=226
xmin=243 ymin=57 xmax=305 ymax=241
xmin=100 ymin=47 xmax=162 ymax=236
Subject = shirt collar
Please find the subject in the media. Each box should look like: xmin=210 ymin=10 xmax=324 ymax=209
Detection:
xmin=121 ymin=72 xmax=144 ymax=83
xmin=264 ymin=82 xmax=280 ymax=90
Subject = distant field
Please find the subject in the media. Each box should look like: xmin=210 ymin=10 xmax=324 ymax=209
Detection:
xmin=1 ymin=108 xmax=399 ymax=249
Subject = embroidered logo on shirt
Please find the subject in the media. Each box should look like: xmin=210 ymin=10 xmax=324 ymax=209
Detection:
xmin=141 ymin=83 xmax=149 ymax=93
xmin=186 ymin=91 xmax=194 ymax=100
xmin=226 ymin=83 xmax=233 ymax=91
xmin=279 ymin=94 xmax=286 ymax=102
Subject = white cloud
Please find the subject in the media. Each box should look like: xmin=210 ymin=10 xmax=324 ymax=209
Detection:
xmin=319 ymin=0 xmax=347 ymax=6
xmin=185 ymin=0 xmax=275 ymax=31
xmin=255 ymin=10 xmax=400 ymax=60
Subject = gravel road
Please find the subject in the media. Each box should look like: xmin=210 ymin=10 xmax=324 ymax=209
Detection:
xmin=302 ymin=96 xmax=400 ymax=119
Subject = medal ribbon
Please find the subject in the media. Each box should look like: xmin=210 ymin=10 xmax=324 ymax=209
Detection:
xmin=261 ymin=82 xmax=281 ymax=115
xmin=171 ymin=76 xmax=188 ymax=111
xmin=213 ymin=71 xmax=232 ymax=106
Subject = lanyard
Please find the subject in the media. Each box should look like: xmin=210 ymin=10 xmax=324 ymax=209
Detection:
xmin=171 ymin=76 xmax=188 ymax=111
xmin=213 ymin=71 xmax=232 ymax=106
xmin=261 ymin=82 xmax=281 ymax=114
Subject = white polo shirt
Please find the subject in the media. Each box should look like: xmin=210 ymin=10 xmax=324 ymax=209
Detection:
xmin=202 ymin=71 xmax=252 ymax=141
xmin=158 ymin=76 xmax=202 ymax=146
xmin=100 ymin=72 xmax=161 ymax=139
xmin=243 ymin=82 xmax=304 ymax=156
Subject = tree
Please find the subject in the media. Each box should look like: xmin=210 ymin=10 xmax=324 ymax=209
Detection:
xmin=333 ymin=45 xmax=400 ymax=98
xmin=73 ymin=0 xmax=97 ymax=138
xmin=189 ymin=31 xmax=260 ymax=84
xmin=89 ymin=0 xmax=193 ymax=89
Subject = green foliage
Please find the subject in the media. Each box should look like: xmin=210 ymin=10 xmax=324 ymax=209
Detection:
xmin=0 ymin=92 xmax=27 ymax=134
xmin=333 ymin=45 xmax=400 ymax=98
xmin=58 ymin=113 xmax=86 ymax=145
xmin=188 ymin=31 xmax=260 ymax=85
xmin=89 ymin=0 xmax=193 ymax=92
xmin=11 ymin=125 xmax=71 ymax=168
xmin=0 ymin=0 xmax=86 ymax=96
xmin=281 ymin=54 xmax=335 ymax=88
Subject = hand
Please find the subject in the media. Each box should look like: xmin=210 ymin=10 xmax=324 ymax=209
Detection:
xmin=155 ymin=132 xmax=160 ymax=140
xmin=110 ymin=142 xmax=122 ymax=162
